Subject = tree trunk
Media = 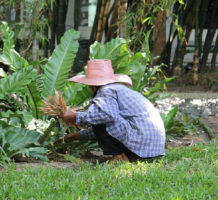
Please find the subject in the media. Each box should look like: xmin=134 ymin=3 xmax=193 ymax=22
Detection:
xmin=191 ymin=0 xmax=201 ymax=85
xmin=200 ymin=0 xmax=218 ymax=72
xmin=105 ymin=1 xmax=119 ymax=42
xmin=90 ymin=0 xmax=102 ymax=43
xmin=172 ymin=7 xmax=184 ymax=76
xmin=158 ymin=20 xmax=178 ymax=70
xmin=96 ymin=0 xmax=106 ymax=42
xmin=151 ymin=10 xmax=166 ymax=57
xmin=158 ymin=2 xmax=181 ymax=70
xmin=179 ymin=26 xmax=194 ymax=66
xmin=74 ymin=0 xmax=79 ymax=30
xmin=210 ymin=33 xmax=218 ymax=72
xmin=50 ymin=2 xmax=58 ymax=52
xmin=117 ymin=0 xmax=127 ymax=38
xmin=98 ymin=0 xmax=111 ymax=42
xmin=171 ymin=1 xmax=195 ymax=75
xmin=43 ymin=9 xmax=49 ymax=57
xmin=57 ymin=0 xmax=68 ymax=44
xmin=198 ymin=0 xmax=209 ymax=58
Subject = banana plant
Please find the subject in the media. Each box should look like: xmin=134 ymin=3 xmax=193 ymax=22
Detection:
xmin=0 ymin=125 xmax=48 ymax=163
xmin=89 ymin=38 xmax=127 ymax=66
xmin=0 ymin=22 xmax=29 ymax=71
xmin=88 ymin=37 xmax=170 ymax=97
xmin=0 ymin=22 xmax=39 ymax=117
xmin=0 ymin=22 xmax=80 ymax=118
xmin=42 ymin=29 xmax=80 ymax=98
xmin=67 ymin=37 xmax=171 ymax=106
xmin=63 ymin=38 xmax=128 ymax=107
xmin=0 ymin=22 xmax=80 ymax=161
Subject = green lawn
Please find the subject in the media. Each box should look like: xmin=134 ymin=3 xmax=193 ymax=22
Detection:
xmin=0 ymin=140 xmax=217 ymax=200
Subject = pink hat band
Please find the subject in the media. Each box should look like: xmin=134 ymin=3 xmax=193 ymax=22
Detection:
xmin=68 ymin=59 xmax=132 ymax=86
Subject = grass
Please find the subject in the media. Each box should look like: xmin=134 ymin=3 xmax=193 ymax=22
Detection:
xmin=0 ymin=140 xmax=217 ymax=200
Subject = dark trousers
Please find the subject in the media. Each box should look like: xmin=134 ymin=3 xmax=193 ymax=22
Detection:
xmin=92 ymin=124 xmax=138 ymax=157
xmin=92 ymin=124 xmax=163 ymax=162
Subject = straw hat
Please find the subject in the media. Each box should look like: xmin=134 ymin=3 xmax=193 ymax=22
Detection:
xmin=68 ymin=59 xmax=132 ymax=86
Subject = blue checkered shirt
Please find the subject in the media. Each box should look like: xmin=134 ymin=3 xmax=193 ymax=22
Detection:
xmin=76 ymin=83 xmax=165 ymax=158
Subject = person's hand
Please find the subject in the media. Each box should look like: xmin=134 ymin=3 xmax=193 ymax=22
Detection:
xmin=60 ymin=107 xmax=77 ymax=124
xmin=63 ymin=132 xmax=80 ymax=141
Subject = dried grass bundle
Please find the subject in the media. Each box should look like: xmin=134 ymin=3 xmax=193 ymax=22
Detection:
xmin=40 ymin=90 xmax=67 ymax=117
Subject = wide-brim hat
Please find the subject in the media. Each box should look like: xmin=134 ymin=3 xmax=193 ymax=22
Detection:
xmin=68 ymin=59 xmax=132 ymax=86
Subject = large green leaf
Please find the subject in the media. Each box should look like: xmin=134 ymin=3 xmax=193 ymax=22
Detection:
xmin=42 ymin=29 xmax=80 ymax=97
xmin=127 ymin=52 xmax=149 ymax=91
xmin=0 ymin=21 xmax=14 ymax=53
xmin=0 ymin=66 xmax=37 ymax=96
xmin=0 ymin=110 xmax=25 ymax=128
xmin=64 ymin=83 xmax=92 ymax=107
xmin=144 ymin=76 xmax=176 ymax=98
xmin=130 ymin=61 xmax=146 ymax=91
xmin=89 ymin=38 xmax=126 ymax=65
xmin=0 ymin=125 xmax=48 ymax=161
xmin=0 ymin=50 xmax=29 ymax=71
xmin=26 ymin=80 xmax=43 ymax=118
xmin=161 ymin=106 xmax=178 ymax=131
xmin=26 ymin=74 xmax=44 ymax=118
xmin=0 ymin=22 xmax=29 ymax=71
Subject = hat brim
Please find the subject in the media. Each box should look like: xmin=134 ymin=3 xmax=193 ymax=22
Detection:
xmin=68 ymin=74 xmax=132 ymax=86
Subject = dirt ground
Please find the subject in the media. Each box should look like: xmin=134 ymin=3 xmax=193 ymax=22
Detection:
xmin=167 ymin=72 xmax=218 ymax=93
xmin=166 ymin=83 xmax=218 ymax=144
xmin=166 ymin=82 xmax=217 ymax=93
xmin=166 ymin=82 xmax=218 ymax=137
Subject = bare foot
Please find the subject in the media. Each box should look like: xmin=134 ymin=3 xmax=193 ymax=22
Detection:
xmin=109 ymin=153 xmax=129 ymax=163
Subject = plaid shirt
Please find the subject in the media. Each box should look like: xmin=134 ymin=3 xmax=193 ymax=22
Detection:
xmin=76 ymin=83 xmax=165 ymax=158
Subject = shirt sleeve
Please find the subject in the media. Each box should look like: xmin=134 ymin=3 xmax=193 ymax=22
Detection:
xmin=79 ymin=127 xmax=96 ymax=139
xmin=76 ymin=87 xmax=119 ymax=126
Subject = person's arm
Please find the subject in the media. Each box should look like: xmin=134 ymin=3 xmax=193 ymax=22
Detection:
xmin=63 ymin=127 xmax=95 ymax=141
xmin=76 ymin=88 xmax=120 ymax=126
xmin=79 ymin=127 xmax=95 ymax=139
xmin=59 ymin=107 xmax=77 ymax=124
xmin=63 ymin=132 xmax=80 ymax=141
xmin=60 ymin=87 xmax=119 ymax=126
